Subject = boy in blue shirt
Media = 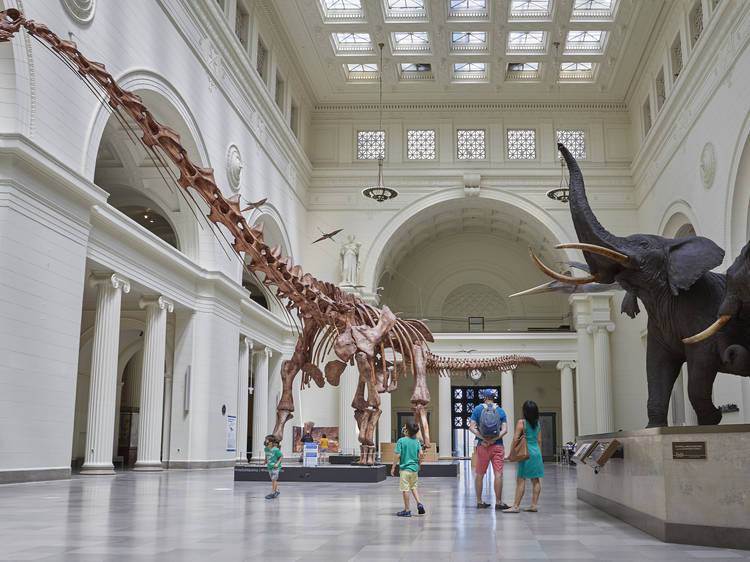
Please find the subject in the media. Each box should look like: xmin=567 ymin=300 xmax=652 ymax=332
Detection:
xmin=264 ymin=435 xmax=283 ymax=500
xmin=390 ymin=422 xmax=425 ymax=517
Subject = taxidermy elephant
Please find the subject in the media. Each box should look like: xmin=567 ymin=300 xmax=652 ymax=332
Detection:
xmin=528 ymin=144 xmax=750 ymax=427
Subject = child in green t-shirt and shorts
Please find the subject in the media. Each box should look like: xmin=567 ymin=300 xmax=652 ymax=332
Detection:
xmin=264 ymin=435 xmax=283 ymax=500
xmin=390 ymin=422 xmax=425 ymax=517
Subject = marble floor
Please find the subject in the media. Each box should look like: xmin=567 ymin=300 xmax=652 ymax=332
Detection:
xmin=0 ymin=462 xmax=746 ymax=561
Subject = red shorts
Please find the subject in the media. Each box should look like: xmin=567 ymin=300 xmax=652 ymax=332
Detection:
xmin=475 ymin=444 xmax=504 ymax=475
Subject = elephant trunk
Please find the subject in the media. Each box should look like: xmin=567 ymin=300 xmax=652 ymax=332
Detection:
xmin=561 ymin=143 xmax=625 ymax=284
xmin=722 ymin=344 xmax=750 ymax=376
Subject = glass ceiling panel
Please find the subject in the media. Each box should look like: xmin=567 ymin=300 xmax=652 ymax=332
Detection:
xmin=454 ymin=62 xmax=486 ymax=71
xmin=510 ymin=0 xmax=550 ymax=11
xmin=567 ymin=31 xmax=603 ymax=42
xmin=336 ymin=32 xmax=371 ymax=43
xmin=400 ymin=63 xmax=431 ymax=71
xmin=508 ymin=31 xmax=545 ymax=45
xmin=386 ymin=0 xmax=425 ymax=8
xmin=450 ymin=0 xmax=487 ymax=8
xmin=394 ymin=31 xmax=429 ymax=44
xmin=324 ymin=0 xmax=362 ymax=8
xmin=508 ymin=62 xmax=539 ymax=70
xmin=561 ymin=62 xmax=593 ymax=71
xmin=452 ymin=31 xmax=487 ymax=43
xmin=347 ymin=63 xmax=378 ymax=71
xmin=573 ymin=0 xmax=611 ymax=9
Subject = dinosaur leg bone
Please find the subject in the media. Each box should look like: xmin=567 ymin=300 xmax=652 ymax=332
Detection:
xmin=354 ymin=351 xmax=382 ymax=465
xmin=411 ymin=344 xmax=432 ymax=450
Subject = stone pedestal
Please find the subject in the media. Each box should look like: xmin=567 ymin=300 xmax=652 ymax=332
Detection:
xmin=81 ymin=273 xmax=130 ymax=475
xmin=576 ymin=425 xmax=750 ymax=550
xmin=134 ymin=296 xmax=173 ymax=471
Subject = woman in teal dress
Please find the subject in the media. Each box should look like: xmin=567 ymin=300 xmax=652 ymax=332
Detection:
xmin=503 ymin=400 xmax=544 ymax=513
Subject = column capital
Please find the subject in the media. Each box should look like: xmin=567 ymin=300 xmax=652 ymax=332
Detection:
xmin=264 ymin=347 xmax=273 ymax=358
xmin=556 ymin=360 xmax=577 ymax=371
xmin=587 ymin=321 xmax=615 ymax=335
xmin=501 ymin=368 xmax=515 ymax=376
xmin=90 ymin=272 xmax=130 ymax=293
xmin=240 ymin=336 xmax=252 ymax=350
xmin=139 ymin=295 xmax=174 ymax=312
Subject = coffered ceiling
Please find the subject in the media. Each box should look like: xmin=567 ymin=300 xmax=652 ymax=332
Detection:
xmin=267 ymin=0 xmax=668 ymax=104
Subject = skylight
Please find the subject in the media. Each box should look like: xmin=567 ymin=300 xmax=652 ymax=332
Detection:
xmin=567 ymin=31 xmax=603 ymax=43
xmin=508 ymin=62 xmax=539 ymax=71
xmin=452 ymin=31 xmax=487 ymax=44
xmin=347 ymin=63 xmax=378 ymax=72
xmin=383 ymin=0 xmax=427 ymax=21
xmin=387 ymin=0 xmax=424 ymax=8
xmin=505 ymin=62 xmax=540 ymax=81
xmin=561 ymin=62 xmax=592 ymax=71
xmin=507 ymin=31 xmax=546 ymax=52
xmin=336 ymin=32 xmax=371 ymax=43
xmin=454 ymin=62 xmax=486 ymax=72
xmin=450 ymin=0 xmax=486 ymax=9
xmin=571 ymin=0 xmax=615 ymax=19
xmin=400 ymin=63 xmax=432 ymax=71
xmin=510 ymin=0 xmax=551 ymax=17
xmin=324 ymin=0 xmax=361 ymax=8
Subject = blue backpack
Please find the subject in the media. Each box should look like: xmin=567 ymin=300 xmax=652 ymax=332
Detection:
xmin=479 ymin=404 xmax=502 ymax=440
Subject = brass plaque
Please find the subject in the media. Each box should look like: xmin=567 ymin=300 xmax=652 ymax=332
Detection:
xmin=672 ymin=441 xmax=707 ymax=459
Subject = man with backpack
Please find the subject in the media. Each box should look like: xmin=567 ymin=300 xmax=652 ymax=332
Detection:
xmin=469 ymin=389 xmax=510 ymax=510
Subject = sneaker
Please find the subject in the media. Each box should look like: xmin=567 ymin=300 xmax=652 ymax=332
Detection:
xmin=396 ymin=510 xmax=411 ymax=517
xmin=476 ymin=502 xmax=491 ymax=509
xmin=502 ymin=507 xmax=520 ymax=513
xmin=495 ymin=502 xmax=511 ymax=510
xmin=272 ymin=491 xmax=280 ymax=498
xmin=417 ymin=503 xmax=425 ymax=515
xmin=265 ymin=493 xmax=274 ymax=499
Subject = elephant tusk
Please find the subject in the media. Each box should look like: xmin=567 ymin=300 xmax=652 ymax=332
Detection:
xmin=529 ymin=249 xmax=599 ymax=284
xmin=509 ymin=282 xmax=555 ymax=298
xmin=682 ymin=314 xmax=731 ymax=344
xmin=555 ymin=243 xmax=629 ymax=264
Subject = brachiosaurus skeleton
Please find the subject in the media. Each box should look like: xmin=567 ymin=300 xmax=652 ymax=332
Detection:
xmin=0 ymin=9 xmax=539 ymax=464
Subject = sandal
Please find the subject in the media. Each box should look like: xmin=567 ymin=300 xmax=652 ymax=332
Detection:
xmin=502 ymin=507 xmax=520 ymax=513
xmin=523 ymin=506 xmax=538 ymax=512
xmin=396 ymin=510 xmax=411 ymax=517
xmin=495 ymin=503 xmax=511 ymax=510
xmin=417 ymin=503 xmax=425 ymax=515
xmin=476 ymin=502 xmax=491 ymax=509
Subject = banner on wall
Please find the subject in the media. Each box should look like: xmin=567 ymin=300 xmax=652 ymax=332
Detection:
xmin=226 ymin=415 xmax=237 ymax=452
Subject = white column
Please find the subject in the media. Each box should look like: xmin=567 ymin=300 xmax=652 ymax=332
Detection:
xmin=378 ymin=390 xmax=392 ymax=450
xmin=236 ymin=337 xmax=252 ymax=463
xmin=251 ymin=347 xmax=271 ymax=460
xmin=338 ymin=364 xmax=359 ymax=455
xmin=134 ymin=296 xmax=173 ymax=471
xmin=557 ymin=361 xmax=577 ymax=443
xmin=438 ymin=370 xmax=452 ymax=458
xmin=501 ymin=369 xmax=515 ymax=449
xmin=81 ymin=273 xmax=130 ymax=475
xmin=589 ymin=322 xmax=615 ymax=433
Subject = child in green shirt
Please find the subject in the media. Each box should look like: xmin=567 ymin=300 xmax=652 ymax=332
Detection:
xmin=264 ymin=435 xmax=283 ymax=499
xmin=390 ymin=422 xmax=425 ymax=517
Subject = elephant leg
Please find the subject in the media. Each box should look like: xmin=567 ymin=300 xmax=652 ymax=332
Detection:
xmin=645 ymin=337 xmax=683 ymax=428
xmin=685 ymin=357 xmax=722 ymax=425
xmin=410 ymin=345 xmax=432 ymax=449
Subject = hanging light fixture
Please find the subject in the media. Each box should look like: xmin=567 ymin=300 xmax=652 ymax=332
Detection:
xmin=362 ymin=42 xmax=398 ymax=202
xmin=546 ymin=41 xmax=570 ymax=204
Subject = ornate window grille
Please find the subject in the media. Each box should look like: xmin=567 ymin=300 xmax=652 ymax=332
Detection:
xmin=235 ymin=3 xmax=249 ymax=49
xmin=457 ymin=129 xmax=486 ymax=160
xmin=275 ymin=74 xmax=284 ymax=110
xmin=655 ymin=69 xmax=666 ymax=110
xmin=407 ymin=130 xmax=436 ymax=160
xmin=507 ymin=129 xmax=536 ymax=159
xmin=357 ymin=130 xmax=385 ymax=160
xmin=690 ymin=1 xmax=703 ymax=46
xmin=643 ymin=98 xmax=652 ymax=136
xmin=556 ymin=130 xmax=586 ymax=159
xmin=256 ymin=38 xmax=268 ymax=80
xmin=671 ymin=35 xmax=682 ymax=80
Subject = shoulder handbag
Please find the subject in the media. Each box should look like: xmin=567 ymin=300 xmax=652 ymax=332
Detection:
xmin=506 ymin=424 xmax=530 ymax=462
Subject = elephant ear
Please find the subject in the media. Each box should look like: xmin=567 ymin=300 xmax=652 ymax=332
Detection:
xmin=667 ymin=236 xmax=724 ymax=295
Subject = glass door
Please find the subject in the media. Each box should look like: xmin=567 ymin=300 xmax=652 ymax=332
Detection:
xmin=451 ymin=385 xmax=500 ymax=457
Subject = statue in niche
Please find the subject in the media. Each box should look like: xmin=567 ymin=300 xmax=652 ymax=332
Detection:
xmin=339 ymin=235 xmax=361 ymax=286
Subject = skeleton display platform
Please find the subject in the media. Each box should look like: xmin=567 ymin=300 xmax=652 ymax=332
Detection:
xmin=234 ymin=463 xmax=387 ymax=483
xmin=390 ymin=462 xmax=458 ymax=478
xmin=576 ymin=425 xmax=750 ymax=550
xmin=328 ymin=455 xmax=360 ymax=465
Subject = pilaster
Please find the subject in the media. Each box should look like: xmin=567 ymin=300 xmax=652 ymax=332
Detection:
xmin=557 ymin=360 xmax=577 ymax=444
xmin=250 ymin=347 xmax=271 ymax=460
xmin=236 ymin=337 xmax=252 ymax=463
xmin=501 ymin=369 xmax=515 ymax=449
